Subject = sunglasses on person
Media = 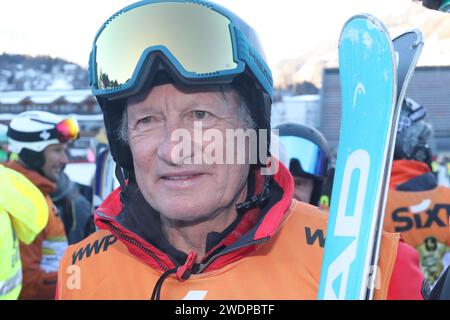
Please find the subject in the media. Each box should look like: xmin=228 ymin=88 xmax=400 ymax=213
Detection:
xmin=279 ymin=135 xmax=328 ymax=178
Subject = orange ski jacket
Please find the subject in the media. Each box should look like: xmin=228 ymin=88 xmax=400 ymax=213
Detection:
xmin=385 ymin=160 xmax=450 ymax=285
xmin=57 ymin=164 xmax=424 ymax=299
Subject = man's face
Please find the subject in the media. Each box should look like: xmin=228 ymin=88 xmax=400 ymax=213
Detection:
xmin=293 ymin=176 xmax=315 ymax=204
xmin=127 ymin=83 xmax=250 ymax=223
xmin=42 ymin=143 xmax=69 ymax=182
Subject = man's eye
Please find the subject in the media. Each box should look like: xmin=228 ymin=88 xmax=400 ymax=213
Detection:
xmin=193 ymin=111 xmax=209 ymax=120
xmin=137 ymin=116 xmax=152 ymax=125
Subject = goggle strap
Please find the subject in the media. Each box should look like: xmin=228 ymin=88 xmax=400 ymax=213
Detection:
xmin=115 ymin=164 xmax=129 ymax=203
xmin=236 ymin=175 xmax=271 ymax=214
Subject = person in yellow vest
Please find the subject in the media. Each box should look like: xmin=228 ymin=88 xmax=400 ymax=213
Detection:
xmin=0 ymin=165 xmax=48 ymax=300
xmin=384 ymin=97 xmax=450 ymax=287
xmin=5 ymin=111 xmax=79 ymax=299
xmin=57 ymin=0 xmax=424 ymax=300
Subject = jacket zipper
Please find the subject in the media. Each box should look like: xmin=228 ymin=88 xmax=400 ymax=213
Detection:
xmin=104 ymin=220 xmax=169 ymax=272
xmin=104 ymin=219 xmax=270 ymax=274
xmin=197 ymin=236 xmax=271 ymax=273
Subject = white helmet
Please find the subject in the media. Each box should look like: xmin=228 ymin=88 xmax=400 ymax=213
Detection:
xmin=7 ymin=111 xmax=79 ymax=170
xmin=8 ymin=111 xmax=80 ymax=154
xmin=8 ymin=111 xmax=64 ymax=154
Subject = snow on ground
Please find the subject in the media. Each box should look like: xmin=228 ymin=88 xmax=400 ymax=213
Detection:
xmin=65 ymin=163 xmax=96 ymax=186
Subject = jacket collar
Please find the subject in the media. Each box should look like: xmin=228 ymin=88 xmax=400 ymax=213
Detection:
xmin=95 ymin=161 xmax=294 ymax=272
xmin=390 ymin=160 xmax=436 ymax=191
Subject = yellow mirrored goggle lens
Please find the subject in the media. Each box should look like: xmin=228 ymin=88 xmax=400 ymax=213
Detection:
xmin=95 ymin=2 xmax=237 ymax=90
xmin=56 ymin=118 xmax=80 ymax=142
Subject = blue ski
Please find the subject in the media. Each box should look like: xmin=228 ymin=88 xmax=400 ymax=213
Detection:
xmin=318 ymin=14 xmax=397 ymax=300
xmin=318 ymin=15 xmax=424 ymax=300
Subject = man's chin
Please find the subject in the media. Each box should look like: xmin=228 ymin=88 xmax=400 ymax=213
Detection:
xmin=158 ymin=204 xmax=214 ymax=224
xmin=48 ymin=170 xmax=62 ymax=182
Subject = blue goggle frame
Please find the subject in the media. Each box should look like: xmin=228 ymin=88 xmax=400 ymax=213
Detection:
xmin=88 ymin=0 xmax=273 ymax=101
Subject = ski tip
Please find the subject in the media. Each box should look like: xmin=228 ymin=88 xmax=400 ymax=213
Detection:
xmin=392 ymin=29 xmax=425 ymax=48
xmin=339 ymin=13 xmax=391 ymax=46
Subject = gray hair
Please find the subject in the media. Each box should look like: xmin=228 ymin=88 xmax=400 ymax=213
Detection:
xmin=117 ymin=85 xmax=256 ymax=144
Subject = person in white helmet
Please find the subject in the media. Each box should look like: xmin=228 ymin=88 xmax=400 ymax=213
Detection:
xmin=5 ymin=111 xmax=79 ymax=299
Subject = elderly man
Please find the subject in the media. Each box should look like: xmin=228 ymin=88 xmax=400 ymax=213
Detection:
xmin=57 ymin=0 xmax=424 ymax=300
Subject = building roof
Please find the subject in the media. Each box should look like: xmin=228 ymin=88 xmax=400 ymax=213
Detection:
xmin=0 ymin=113 xmax=103 ymax=122
xmin=0 ymin=90 xmax=93 ymax=105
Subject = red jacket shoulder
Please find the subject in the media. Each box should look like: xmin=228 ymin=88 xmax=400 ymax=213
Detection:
xmin=388 ymin=239 xmax=425 ymax=300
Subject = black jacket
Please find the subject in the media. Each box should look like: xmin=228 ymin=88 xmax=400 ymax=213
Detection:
xmin=51 ymin=172 xmax=95 ymax=244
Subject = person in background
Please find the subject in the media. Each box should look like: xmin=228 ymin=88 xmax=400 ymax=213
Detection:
xmin=276 ymin=123 xmax=330 ymax=206
xmin=384 ymin=97 xmax=450 ymax=287
xmin=92 ymin=146 xmax=119 ymax=211
xmin=427 ymin=218 xmax=450 ymax=300
xmin=318 ymin=166 xmax=335 ymax=211
xmin=0 ymin=165 xmax=48 ymax=299
xmin=5 ymin=111 xmax=78 ymax=299
xmin=51 ymin=171 xmax=95 ymax=245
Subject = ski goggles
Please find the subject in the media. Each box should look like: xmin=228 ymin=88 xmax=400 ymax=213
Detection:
xmin=279 ymin=135 xmax=328 ymax=178
xmin=88 ymin=0 xmax=273 ymax=100
xmin=55 ymin=117 xmax=80 ymax=143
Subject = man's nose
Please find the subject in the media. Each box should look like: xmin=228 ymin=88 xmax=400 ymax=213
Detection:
xmin=157 ymin=122 xmax=194 ymax=165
